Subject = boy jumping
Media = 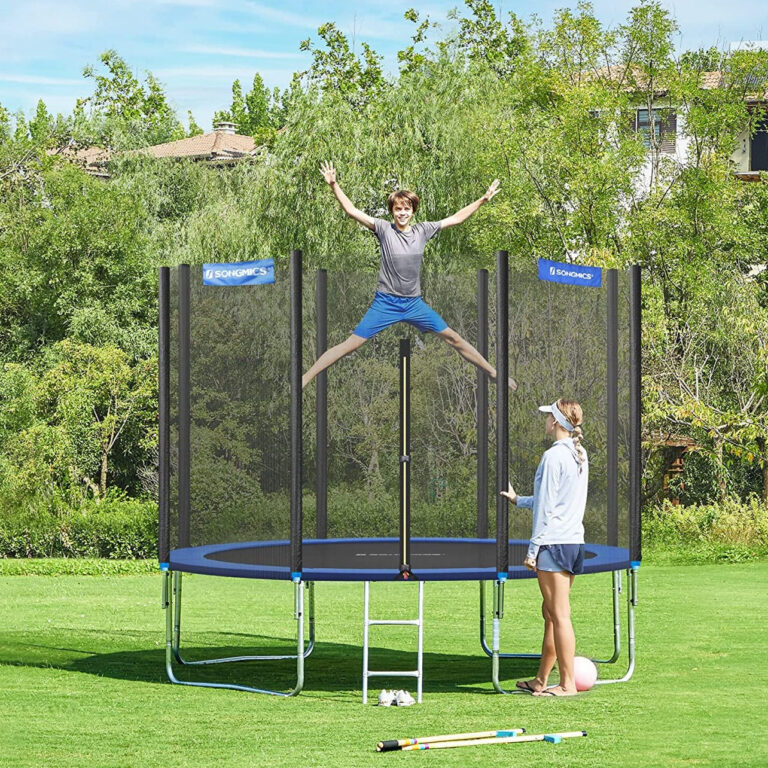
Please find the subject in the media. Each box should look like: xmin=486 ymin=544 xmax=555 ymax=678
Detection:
xmin=302 ymin=161 xmax=516 ymax=390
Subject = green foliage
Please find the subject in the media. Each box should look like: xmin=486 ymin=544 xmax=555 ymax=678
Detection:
xmin=0 ymin=159 xmax=157 ymax=360
xmin=80 ymin=49 xmax=184 ymax=149
xmin=0 ymin=341 xmax=156 ymax=503
xmin=213 ymin=74 xmax=281 ymax=139
xmin=186 ymin=111 xmax=203 ymax=137
xmin=299 ymin=22 xmax=388 ymax=109
xmin=0 ymin=491 xmax=156 ymax=558
xmin=0 ymin=101 xmax=10 ymax=143
xmin=643 ymin=497 xmax=768 ymax=562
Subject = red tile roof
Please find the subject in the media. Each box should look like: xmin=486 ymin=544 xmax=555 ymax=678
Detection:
xmin=137 ymin=129 xmax=256 ymax=159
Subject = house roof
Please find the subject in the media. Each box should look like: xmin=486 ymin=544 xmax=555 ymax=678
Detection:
xmin=46 ymin=144 xmax=111 ymax=177
xmin=136 ymin=129 xmax=256 ymax=160
xmin=590 ymin=65 xmax=723 ymax=92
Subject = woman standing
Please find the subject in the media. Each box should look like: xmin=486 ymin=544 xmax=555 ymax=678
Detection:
xmin=501 ymin=399 xmax=588 ymax=697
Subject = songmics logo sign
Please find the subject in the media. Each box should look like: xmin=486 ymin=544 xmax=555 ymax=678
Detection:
xmin=538 ymin=258 xmax=602 ymax=288
xmin=202 ymin=259 xmax=275 ymax=286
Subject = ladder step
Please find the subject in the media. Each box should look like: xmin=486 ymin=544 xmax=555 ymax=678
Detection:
xmin=363 ymin=581 xmax=424 ymax=704
xmin=366 ymin=670 xmax=420 ymax=678
xmin=367 ymin=619 xmax=420 ymax=626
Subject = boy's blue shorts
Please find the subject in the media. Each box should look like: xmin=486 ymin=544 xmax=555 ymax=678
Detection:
xmin=353 ymin=292 xmax=449 ymax=339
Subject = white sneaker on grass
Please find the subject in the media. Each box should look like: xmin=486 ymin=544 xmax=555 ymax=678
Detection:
xmin=394 ymin=689 xmax=415 ymax=706
xmin=377 ymin=689 xmax=395 ymax=706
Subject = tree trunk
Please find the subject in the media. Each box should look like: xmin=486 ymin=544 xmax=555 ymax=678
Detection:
xmin=714 ymin=437 xmax=726 ymax=502
xmin=757 ymin=437 xmax=768 ymax=503
xmin=100 ymin=447 xmax=108 ymax=499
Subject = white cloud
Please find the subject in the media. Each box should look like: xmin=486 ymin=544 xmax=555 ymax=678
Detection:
xmin=156 ymin=65 xmax=297 ymax=80
xmin=0 ymin=74 xmax=83 ymax=86
xmin=183 ymin=45 xmax=303 ymax=58
xmin=240 ymin=1 xmax=322 ymax=30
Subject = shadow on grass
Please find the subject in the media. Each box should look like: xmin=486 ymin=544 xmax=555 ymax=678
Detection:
xmin=1 ymin=635 xmax=542 ymax=694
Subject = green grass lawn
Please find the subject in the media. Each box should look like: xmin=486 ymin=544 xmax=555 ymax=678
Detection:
xmin=1 ymin=562 xmax=766 ymax=767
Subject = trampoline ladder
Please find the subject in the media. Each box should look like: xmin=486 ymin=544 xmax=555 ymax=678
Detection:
xmin=362 ymin=581 xmax=424 ymax=704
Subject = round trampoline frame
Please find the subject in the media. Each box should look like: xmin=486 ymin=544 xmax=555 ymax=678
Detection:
xmin=158 ymin=252 xmax=643 ymax=699
xmin=169 ymin=537 xmax=631 ymax=581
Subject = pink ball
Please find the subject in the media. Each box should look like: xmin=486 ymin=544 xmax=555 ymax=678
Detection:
xmin=573 ymin=656 xmax=598 ymax=691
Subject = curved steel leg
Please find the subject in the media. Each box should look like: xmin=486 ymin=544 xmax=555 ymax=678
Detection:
xmin=163 ymin=570 xmax=307 ymax=696
xmin=593 ymin=566 xmax=638 ymax=685
xmin=172 ymin=573 xmax=315 ymax=665
xmin=480 ymin=571 xmax=623 ymax=664
xmin=487 ymin=567 xmax=638 ymax=692
xmin=490 ymin=580 xmax=515 ymax=694
xmin=480 ymin=580 xmax=539 ymax=659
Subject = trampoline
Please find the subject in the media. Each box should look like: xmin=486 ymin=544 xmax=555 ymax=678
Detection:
xmin=158 ymin=251 xmax=642 ymax=699
xmin=169 ymin=538 xmax=630 ymax=581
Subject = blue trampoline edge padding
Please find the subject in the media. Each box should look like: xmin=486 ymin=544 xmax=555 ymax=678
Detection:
xmin=168 ymin=537 xmax=631 ymax=582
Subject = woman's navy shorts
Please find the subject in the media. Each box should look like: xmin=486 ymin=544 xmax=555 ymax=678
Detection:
xmin=536 ymin=544 xmax=585 ymax=575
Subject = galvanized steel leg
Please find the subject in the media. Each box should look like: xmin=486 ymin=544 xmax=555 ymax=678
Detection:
xmin=480 ymin=571 xmax=623 ymax=664
xmin=593 ymin=566 xmax=638 ymax=685
xmin=163 ymin=570 xmax=308 ymax=695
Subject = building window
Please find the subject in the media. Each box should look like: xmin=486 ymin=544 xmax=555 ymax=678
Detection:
xmin=636 ymin=108 xmax=677 ymax=153
xmin=751 ymin=115 xmax=768 ymax=171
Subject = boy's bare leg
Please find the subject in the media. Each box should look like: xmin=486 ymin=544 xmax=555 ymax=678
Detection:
xmin=302 ymin=334 xmax=367 ymax=388
xmin=437 ymin=327 xmax=518 ymax=391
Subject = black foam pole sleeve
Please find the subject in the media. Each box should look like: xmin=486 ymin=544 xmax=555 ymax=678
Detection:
xmin=399 ymin=338 xmax=411 ymax=576
xmin=607 ymin=269 xmax=619 ymax=547
xmin=495 ymin=251 xmax=509 ymax=576
xmin=177 ymin=264 xmax=191 ymax=549
xmin=290 ymin=250 xmax=303 ymax=575
xmin=316 ymin=269 xmax=328 ymax=539
xmin=629 ymin=265 xmax=642 ymax=562
xmin=477 ymin=269 xmax=489 ymax=539
xmin=158 ymin=267 xmax=171 ymax=564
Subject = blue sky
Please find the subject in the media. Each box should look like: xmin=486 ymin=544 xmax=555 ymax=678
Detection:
xmin=1 ymin=0 xmax=766 ymax=131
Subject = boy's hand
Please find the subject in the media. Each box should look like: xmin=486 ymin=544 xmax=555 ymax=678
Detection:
xmin=320 ymin=161 xmax=337 ymax=185
xmin=483 ymin=179 xmax=500 ymax=202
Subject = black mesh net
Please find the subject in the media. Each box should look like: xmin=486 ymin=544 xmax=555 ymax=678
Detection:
xmin=168 ymin=262 xmax=631 ymax=571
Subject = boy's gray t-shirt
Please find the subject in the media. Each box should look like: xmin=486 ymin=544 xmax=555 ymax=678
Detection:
xmin=373 ymin=218 xmax=442 ymax=297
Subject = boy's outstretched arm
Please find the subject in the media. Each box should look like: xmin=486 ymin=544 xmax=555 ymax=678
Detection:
xmin=439 ymin=179 xmax=500 ymax=229
xmin=320 ymin=161 xmax=375 ymax=231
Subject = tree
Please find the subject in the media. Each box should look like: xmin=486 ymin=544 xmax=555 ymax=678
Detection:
xmin=0 ymin=341 xmax=155 ymax=501
xmin=187 ymin=110 xmax=203 ymax=137
xmin=28 ymin=100 xmax=55 ymax=146
xmin=0 ymin=101 xmax=13 ymax=143
xmin=0 ymin=160 xmax=156 ymax=361
xmin=299 ymin=23 xmax=387 ymax=109
xmin=81 ymin=50 xmax=184 ymax=148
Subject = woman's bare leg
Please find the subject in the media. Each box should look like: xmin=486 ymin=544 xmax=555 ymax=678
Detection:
xmin=302 ymin=334 xmax=367 ymax=388
xmin=516 ymin=602 xmax=556 ymax=693
xmin=436 ymin=327 xmax=517 ymax=391
xmin=535 ymin=570 xmax=577 ymax=695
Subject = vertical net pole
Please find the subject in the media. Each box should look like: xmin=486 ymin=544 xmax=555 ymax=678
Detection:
xmin=290 ymin=250 xmax=303 ymax=577
xmin=158 ymin=267 xmax=171 ymax=565
xmin=629 ymin=265 xmax=642 ymax=562
xmin=316 ymin=269 xmax=328 ymax=539
xmin=399 ymin=338 xmax=412 ymax=578
xmin=606 ymin=269 xmax=619 ymax=547
xmin=495 ymin=252 xmax=509 ymax=577
xmin=477 ymin=269 xmax=489 ymax=538
xmin=177 ymin=264 xmax=191 ymax=549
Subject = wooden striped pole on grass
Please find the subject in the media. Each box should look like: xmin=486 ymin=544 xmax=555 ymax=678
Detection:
xmin=378 ymin=729 xmax=524 ymax=752
xmin=378 ymin=730 xmax=587 ymax=752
